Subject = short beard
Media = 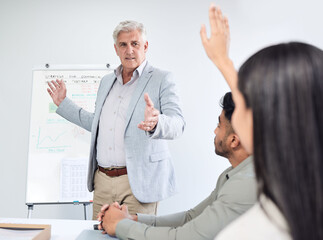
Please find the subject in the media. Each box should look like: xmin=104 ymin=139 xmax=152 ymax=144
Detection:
xmin=215 ymin=141 xmax=231 ymax=158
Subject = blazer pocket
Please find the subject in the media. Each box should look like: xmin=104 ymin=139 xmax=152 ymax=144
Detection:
xmin=149 ymin=151 xmax=170 ymax=162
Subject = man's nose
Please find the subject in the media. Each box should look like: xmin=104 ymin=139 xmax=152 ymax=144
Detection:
xmin=126 ymin=45 xmax=133 ymax=54
xmin=214 ymin=125 xmax=221 ymax=135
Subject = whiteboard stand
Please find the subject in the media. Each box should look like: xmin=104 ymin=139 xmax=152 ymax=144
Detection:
xmin=27 ymin=204 xmax=33 ymax=218
xmin=26 ymin=202 xmax=92 ymax=220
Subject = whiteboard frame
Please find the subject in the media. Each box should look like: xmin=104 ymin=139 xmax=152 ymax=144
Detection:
xmin=26 ymin=64 xmax=117 ymax=215
xmin=32 ymin=63 xmax=119 ymax=71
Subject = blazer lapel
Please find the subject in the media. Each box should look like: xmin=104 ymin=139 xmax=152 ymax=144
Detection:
xmin=124 ymin=64 xmax=153 ymax=130
xmin=96 ymin=74 xmax=117 ymax=112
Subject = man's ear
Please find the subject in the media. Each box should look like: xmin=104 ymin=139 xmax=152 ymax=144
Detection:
xmin=230 ymin=134 xmax=241 ymax=149
xmin=144 ymin=41 xmax=148 ymax=53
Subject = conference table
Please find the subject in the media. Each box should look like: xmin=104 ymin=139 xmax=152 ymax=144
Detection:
xmin=0 ymin=218 xmax=118 ymax=239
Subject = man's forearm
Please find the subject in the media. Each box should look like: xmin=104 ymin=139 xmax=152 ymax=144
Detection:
xmin=56 ymin=97 xmax=94 ymax=131
xmin=137 ymin=211 xmax=187 ymax=227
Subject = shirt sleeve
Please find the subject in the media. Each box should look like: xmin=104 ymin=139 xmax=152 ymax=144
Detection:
xmin=116 ymin=175 xmax=257 ymax=240
xmin=115 ymin=190 xmax=223 ymax=240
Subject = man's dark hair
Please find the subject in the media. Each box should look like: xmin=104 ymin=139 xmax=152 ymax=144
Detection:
xmin=238 ymin=42 xmax=323 ymax=240
xmin=220 ymin=92 xmax=235 ymax=122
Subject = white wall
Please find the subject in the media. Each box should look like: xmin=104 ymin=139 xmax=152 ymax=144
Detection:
xmin=1 ymin=0 xmax=323 ymax=219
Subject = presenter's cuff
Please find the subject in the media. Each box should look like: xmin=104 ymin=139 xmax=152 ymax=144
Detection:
xmin=56 ymin=97 xmax=71 ymax=115
xmin=146 ymin=122 xmax=159 ymax=137
xmin=146 ymin=115 xmax=164 ymax=138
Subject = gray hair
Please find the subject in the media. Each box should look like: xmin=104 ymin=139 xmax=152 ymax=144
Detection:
xmin=112 ymin=20 xmax=147 ymax=44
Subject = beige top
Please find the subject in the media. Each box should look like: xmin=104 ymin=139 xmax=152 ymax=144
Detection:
xmin=216 ymin=194 xmax=291 ymax=240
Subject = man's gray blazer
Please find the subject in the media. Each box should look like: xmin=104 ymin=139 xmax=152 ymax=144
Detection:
xmin=56 ymin=63 xmax=185 ymax=203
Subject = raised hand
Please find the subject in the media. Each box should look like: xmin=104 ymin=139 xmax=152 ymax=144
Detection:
xmin=200 ymin=4 xmax=230 ymax=67
xmin=47 ymin=79 xmax=67 ymax=106
xmin=138 ymin=93 xmax=160 ymax=132
xmin=200 ymin=3 xmax=238 ymax=90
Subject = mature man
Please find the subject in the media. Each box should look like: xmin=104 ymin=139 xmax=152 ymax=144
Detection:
xmin=98 ymin=92 xmax=257 ymax=239
xmin=47 ymin=20 xmax=185 ymax=219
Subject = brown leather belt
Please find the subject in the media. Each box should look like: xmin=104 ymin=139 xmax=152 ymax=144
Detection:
xmin=98 ymin=166 xmax=127 ymax=177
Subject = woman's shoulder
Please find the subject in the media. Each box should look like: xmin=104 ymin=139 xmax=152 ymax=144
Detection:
xmin=215 ymin=196 xmax=291 ymax=240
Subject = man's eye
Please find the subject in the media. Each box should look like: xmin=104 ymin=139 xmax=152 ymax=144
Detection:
xmin=132 ymin=42 xmax=138 ymax=46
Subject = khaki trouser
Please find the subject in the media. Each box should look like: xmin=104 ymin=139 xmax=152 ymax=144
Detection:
xmin=92 ymin=169 xmax=158 ymax=220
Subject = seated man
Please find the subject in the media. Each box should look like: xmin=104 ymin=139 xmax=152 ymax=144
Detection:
xmin=98 ymin=92 xmax=257 ymax=240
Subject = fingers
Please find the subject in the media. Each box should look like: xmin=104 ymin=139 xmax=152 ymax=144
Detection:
xmin=211 ymin=5 xmax=226 ymax=35
xmin=47 ymin=79 xmax=64 ymax=94
xmin=138 ymin=117 xmax=158 ymax=131
xmin=97 ymin=204 xmax=110 ymax=221
xmin=58 ymin=79 xmax=66 ymax=88
xmin=98 ymin=221 xmax=107 ymax=234
xmin=97 ymin=212 xmax=104 ymax=222
xmin=97 ymin=203 xmax=113 ymax=232
xmin=144 ymin=93 xmax=154 ymax=108
xmin=224 ymin=16 xmax=230 ymax=37
xmin=200 ymin=24 xmax=208 ymax=46
xmin=209 ymin=4 xmax=218 ymax=35
xmin=201 ymin=4 xmax=227 ymax=52
xmin=138 ymin=122 xmax=155 ymax=131
xmin=100 ymin=204 xmax=110 ymax=212
xmin=215 ymin=7 xmax=225 ymax=31
xmin=140 ymin=120 xmax=157 ymax=127
xmin=138 ymin=93 xmax=159 ymax=131
xmin=144 ymin=93 xmax=158 ymax=116
xmin=145 ymin=108 xmax=159 ymax=118
xmin=47 ymin=81 xmax=56 ymax=93
xmin=112 ymin=202 xmax=121 ymax=209
xmin=51 ymin=80 xmax=60 ymax=89
xmin=151 ymin=109 xmax=160 ymax=117
xmin=146 ymin=116 xmax=159 ymax=122
xmin=121 ymin=204 xmax=128 ymax=213
xmin=207 ymin=4 xmax=227 ymax=35
xmin=47 ymin=88 xmax=53 ymax=96
xmin=98 ymin=222 xmax=104 ymax=231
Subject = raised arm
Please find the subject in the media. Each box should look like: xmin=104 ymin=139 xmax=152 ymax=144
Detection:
xmin=200 ymin=4 xmax=238 ymax=91
xmin=47 ymin=78 xmax=94 ymax=131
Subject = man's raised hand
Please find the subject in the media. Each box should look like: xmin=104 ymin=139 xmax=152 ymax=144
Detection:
xmin=47 ymin=79 xmax=67 ymax=106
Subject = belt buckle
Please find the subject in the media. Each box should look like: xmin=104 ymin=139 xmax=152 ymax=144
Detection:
xmin=110 ymin=168 xmax=118 ymax=176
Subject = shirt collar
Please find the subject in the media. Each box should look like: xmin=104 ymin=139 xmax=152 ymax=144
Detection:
xmin=136 ymin=59 xmax=147 ymax=76
xmin=225 ymin=155 xmax=254 ymax=179
xmin=114 ymin=59 xmax=147 ymax=85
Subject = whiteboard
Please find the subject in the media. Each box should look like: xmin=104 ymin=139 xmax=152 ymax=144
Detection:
xmin=26 ymin=65 xmax=115 ymax=204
